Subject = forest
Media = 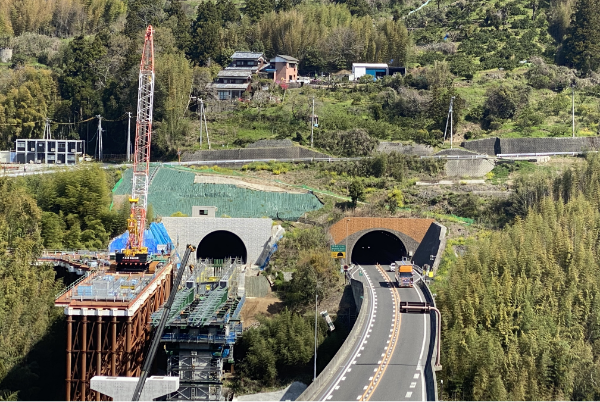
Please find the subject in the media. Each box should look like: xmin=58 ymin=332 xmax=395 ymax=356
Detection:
xmin=437 ymin=154 xmax=600 ymax=400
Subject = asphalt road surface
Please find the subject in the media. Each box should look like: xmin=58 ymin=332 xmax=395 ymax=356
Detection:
xmin=319 ymin=264 xmax=430 ymax=402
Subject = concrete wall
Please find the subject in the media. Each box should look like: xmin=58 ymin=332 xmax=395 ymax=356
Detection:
xmin=413 ymin=222 xmax=447 ymax=271
xmin=0 ymin=48 xmax=12 ymax=63
xmin=444 ymin=158 xmax=495 ymax=177
xmin=161 ymin=217 xmax=273 ymax=265
xmin=460 ymin=138 xmax=499 ymax=155
xmin=245 ymin=275 xmax=270 ymax=297
xmin=462 ymin=136 xmax=600 ymax=156
xmin=181 ymin=146 xmax=329 ymax=162
xmin=377 ymin=142 xmax=434 ymax=156
xmin=350 ymin=277 xmax=364 ymax=313
xmin=246 ymin=139 xmax=293 ymax=148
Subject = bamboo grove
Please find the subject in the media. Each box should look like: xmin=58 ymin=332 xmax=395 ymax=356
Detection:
xmin=438 ymin=154 xmax=600 ymax=400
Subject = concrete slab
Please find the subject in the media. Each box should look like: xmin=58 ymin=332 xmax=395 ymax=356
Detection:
xmin=90 ymin=375 xmax=179 ymax=401
xmin=233 ymin=381 xmax=308 ymax=401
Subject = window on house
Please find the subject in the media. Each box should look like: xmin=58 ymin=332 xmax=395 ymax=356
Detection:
xmin=218 ymin=91 xmax=229 ymax=100
xmin=290 ymin=63 xmax=296 ymax=68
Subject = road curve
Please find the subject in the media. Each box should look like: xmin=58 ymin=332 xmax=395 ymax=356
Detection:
xmin=317 ymin=264 xmax=431 ymax=401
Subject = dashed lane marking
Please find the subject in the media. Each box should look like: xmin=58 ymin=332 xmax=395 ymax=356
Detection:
xmin=413 ymin=373 xmax=419 ymax=379
xmin=405 ymin=392 xmax=413 ymax=398
xmin=410 ymin=382 xmax=417 ymax=388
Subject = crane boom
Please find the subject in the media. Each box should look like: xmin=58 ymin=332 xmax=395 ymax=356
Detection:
xmin=131 ymin=245 xmax=196 ymax=401
xmin=117 ymin=25 xmax=155 ymax=271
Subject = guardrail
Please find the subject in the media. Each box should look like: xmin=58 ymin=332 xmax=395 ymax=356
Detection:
xmin=296 ymin=277 xmax=370 ymax=401
xmin=415 ymin=270 xmax=440 ymax=402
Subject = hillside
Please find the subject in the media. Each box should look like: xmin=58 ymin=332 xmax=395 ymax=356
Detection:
xmin=1 ymin=0 xmax=599 ymax=158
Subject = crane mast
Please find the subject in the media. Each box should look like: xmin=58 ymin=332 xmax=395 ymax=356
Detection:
xmin=117 ymin=25 xmax=155 ymax=271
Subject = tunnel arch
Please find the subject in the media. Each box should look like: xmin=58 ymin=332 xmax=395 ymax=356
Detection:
xmin=350 ymin=230 xmax=408 ymax=265
xmin=197 ymin=230 xmax=247 ymax=263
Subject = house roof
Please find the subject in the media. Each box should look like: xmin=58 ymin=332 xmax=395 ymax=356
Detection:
xmin=270 ymin=55 xmax=299 ymax=63
xmin=352 ymin=63 xmax=389 ymax=69
xmin=217 ymin=69 xmax=252 ymax=78
xmin=231 ymin=51 xmax=265 ymax=60
xmin=208 ymin=83 xmax=251 ymax=90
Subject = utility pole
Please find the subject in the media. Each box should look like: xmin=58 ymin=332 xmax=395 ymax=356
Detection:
xmin=43 ymin=117 xmax=51 ymax=140
xmin=314 ymin=291 xmax=318 ymax=381
xmin=127 ymin=112 xmax=132 ymax=162
xmin=199 ymin=98 xmax=203 ymax=148
xmin=443 ymin=96 xmax=456 ymax=149
xmin=571 ymin=81 xmax=576 ymax=137
xmin=192 ymin=97 xmax=211 ymax=149
xmin=96 ymin=115 xmax=103 ymax=161
xmin=311 ymin=97 xmax=315 ymax=148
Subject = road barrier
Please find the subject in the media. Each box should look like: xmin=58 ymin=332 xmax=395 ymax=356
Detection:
xmin=296 ymin=276 xmax=370 ymax=401
xmin=416 ymin=271 xmax=440 ymax=401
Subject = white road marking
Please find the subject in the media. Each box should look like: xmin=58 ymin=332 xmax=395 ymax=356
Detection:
xmin=413 ymin=373 xmax=419 ymax=379
xmin=353 ymin=360 xmax=357 ymax=364
xmin=374 ymin=368 xmax=378 ymax=372
xmin=405 ymin=392 xmax=413 ymax=398
xmin=335 ymin=386 xmax=340 ymax=390
xmin=356 ymin=395 xmax=361 ymax=400
xmin=378 ymin=360 xmax=382 ymax=364
xmin=410 ymin=382 xmax=417 ymax=388
xmin=347 ymin=368 xmax=352 ymax=372
xmin=363 ymin=386 xmax=368 ymax=390
xmin=369 ymin=377 xmax=373 ymax=381
xmin=413 ymin=272 xmax=428 ymax=402
xmin=327 ymin=396 xmax=332 ymax=400
xmin=342 ymin=377 xmax=346 ymax=381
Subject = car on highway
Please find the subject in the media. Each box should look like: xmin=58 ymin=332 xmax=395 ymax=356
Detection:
xmin=389 ymin=262 xmax=396 ymax=272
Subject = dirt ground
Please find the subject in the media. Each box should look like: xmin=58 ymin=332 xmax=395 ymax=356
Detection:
xmin=240 ymin=292 xmax=285 ymax=328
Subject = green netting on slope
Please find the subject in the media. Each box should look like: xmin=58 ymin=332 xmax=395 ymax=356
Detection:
xmin=114 ymin=166 xmax=323 ymax=220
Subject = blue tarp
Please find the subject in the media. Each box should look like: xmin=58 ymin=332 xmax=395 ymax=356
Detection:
xmin=109 ymin=222 xmax=174 ymax=255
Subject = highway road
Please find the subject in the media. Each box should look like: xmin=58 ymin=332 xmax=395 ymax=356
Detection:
xmin=319 ymin=264 xmax=431 ymax=401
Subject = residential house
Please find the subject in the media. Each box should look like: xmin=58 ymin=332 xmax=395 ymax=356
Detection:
xmin=351 ymin=63 xmax=406 ymax=81
xmin=208 ymin=69 xmax=252 ymax=100
xmin=226 ymin=51 xmax=268 ymax=74
xmin=268 ymin=55 xmax=299 ymax=83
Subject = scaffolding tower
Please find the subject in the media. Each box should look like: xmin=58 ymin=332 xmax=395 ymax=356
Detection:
xmin=153 ymin=258 xmax=245 ymax=401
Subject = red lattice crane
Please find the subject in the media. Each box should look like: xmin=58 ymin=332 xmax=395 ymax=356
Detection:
xmin=116 ymin=25 xmax=155 ymax=271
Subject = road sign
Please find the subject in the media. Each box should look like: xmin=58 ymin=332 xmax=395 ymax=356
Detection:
xmin=331 ymin=245 xmax=346 ymax=252
xmin=331 ymin=251 xmax=346 ymax=259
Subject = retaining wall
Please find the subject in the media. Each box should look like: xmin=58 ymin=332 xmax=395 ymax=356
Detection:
xmin=350 ymin=277 xmax=364 ymax=313
xmin=181 ymin=146 xmax=329 ymax=162
xmin=461 ymin=136 xmax=600 ymax=156
xmin=244 ymin=275 xmax=270 ymax=297
xmin=377 ymin=142 xmax=434 ymax=156
xmin=413 ymin=222 xmax=447 ymax=272
xmin=444 ymin=158 xmax=495 ymax=177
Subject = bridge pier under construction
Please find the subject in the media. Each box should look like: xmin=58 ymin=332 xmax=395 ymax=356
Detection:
xmin=56 ymin=259 xmax=173 ymax=401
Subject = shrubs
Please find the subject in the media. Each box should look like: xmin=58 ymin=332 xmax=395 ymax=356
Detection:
xmin=314 ymin=128 xmax=378 ymax=157
xmin=482 ymin=85 xmax=530 ymax=130
xmin=525 ymin=57 xmax=575 ymax=92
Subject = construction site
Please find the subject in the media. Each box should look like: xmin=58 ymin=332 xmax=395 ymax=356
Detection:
xmin=50 ymin=24 xmax=322 ymax=401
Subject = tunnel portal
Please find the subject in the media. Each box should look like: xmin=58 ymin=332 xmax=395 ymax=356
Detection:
xmin=197 ymin=230 xmax=247 ymax=263
xmin=351 ymin=230 xmax=407 ymax=265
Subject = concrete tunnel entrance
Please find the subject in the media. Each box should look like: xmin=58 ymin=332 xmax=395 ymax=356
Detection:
xmin=351 ymin=230 xmax=407 ymax=265
xmin=197 ymin=230 xmax=247 ymax=263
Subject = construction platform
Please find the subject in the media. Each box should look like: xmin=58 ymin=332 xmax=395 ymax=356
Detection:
xmin=55 ymin=257 xmax=174 ymax=401
xmin=155 ymin=258 xmax=246 ymax=401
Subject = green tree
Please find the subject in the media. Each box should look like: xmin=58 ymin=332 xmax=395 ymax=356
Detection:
xmin=58 ymin=35 xmax=106 ymax=118
xmin=245 ymin=0 xmax=275 ymax=21
xmin=40 ymin=212 xmax=65 ymax=249
xmin=348 ymin=179 xmax=365 ymax=206
xmin=165 ymin=0 xmax=192 ymax=52
xmin=217 ymin=0 xmax=241 ymax=24
xmin=562 ymin=0 xmax=600 ymax=74
xmin=154 ymin=51 xmax=193 ymax=152
xmin=189 ymin=1 xmax=222 ymax=65
xmin=124 ymin=0 xmax=164 ymax=37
